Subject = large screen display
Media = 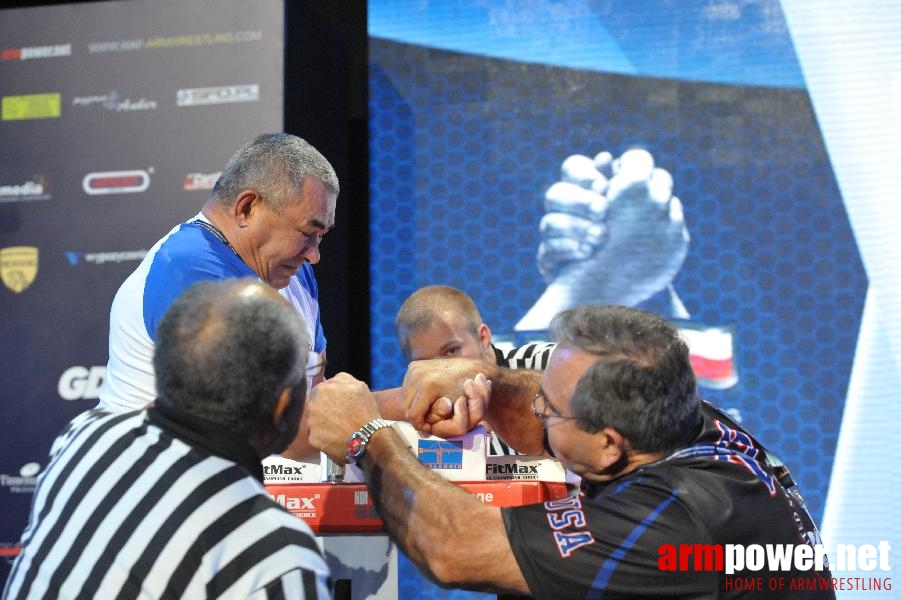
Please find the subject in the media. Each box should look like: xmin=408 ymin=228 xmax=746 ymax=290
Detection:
xmin=368 ymin=1 xmax=900 ymax=598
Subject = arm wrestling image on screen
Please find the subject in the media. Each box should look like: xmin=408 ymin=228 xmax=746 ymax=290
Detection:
xmin=517 ymin=148 xmax=690 ymax=332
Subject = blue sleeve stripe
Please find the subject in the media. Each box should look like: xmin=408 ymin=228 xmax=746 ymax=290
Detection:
xmin=588 ymin=490 xmax=679 ymax=598
xmin=297 ymin=263 xmax=327 ymax=352
xmin=144 ymin=223 xmax=255 ymax=340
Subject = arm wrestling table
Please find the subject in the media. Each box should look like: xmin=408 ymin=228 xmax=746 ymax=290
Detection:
xmin=264 ymin=423 xmax=575 ymax=599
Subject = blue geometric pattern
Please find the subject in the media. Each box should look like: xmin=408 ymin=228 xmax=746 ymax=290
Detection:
xmin=367 ymin=6 xmax=867 ymax=598
xmin=369 ymin=39 xmax=866 ymax=528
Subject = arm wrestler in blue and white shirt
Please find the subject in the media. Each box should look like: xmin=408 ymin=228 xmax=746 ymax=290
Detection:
xmin=98 ymin=133 xmax=338 ymax=460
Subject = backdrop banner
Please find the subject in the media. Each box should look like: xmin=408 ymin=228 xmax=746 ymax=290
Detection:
xmin=0 ymin=0 xmax=284 ymax=584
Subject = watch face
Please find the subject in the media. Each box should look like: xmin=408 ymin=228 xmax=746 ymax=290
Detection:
xmin=346 ymin=432 xmax=366 ymax=463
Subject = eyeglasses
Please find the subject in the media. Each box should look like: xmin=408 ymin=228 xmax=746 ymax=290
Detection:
xmin=531 ymin=391 xmax=577 ymax=422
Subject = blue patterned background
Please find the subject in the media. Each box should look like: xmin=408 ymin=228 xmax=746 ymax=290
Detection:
xmin=369 ymin=38 xmax=866 ymax=524
xmin=367 ymin=3 xmax=868 ymax=597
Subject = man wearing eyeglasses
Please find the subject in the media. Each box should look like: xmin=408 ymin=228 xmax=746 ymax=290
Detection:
xmin=308 ymin=305 xmax=834 ymax=599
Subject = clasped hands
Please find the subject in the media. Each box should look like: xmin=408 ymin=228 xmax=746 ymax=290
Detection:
xmin=307 ymin=358 xmax=494 ymax=464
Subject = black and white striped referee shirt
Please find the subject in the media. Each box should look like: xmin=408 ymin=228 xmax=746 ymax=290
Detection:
xmin=493 ymin=342 xmax=555 ymax=372
xmin=3 ymin=409 xmax=331 ymax=600
xmin=488 ymin=342 xmax=556 ymax=456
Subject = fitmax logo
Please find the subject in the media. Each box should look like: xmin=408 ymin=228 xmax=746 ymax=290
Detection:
xmin=487 ymin=464 xmax=539 ymax=474
xmin=270 ymin=494 xmax=317 ymax=512
xmin=264 ymin=465 xmax=308 ymax=475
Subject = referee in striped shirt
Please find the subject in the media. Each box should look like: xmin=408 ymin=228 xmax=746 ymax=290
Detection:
xmin=4 ymin=279 xmax=331 ymax=599
xmin=395 ymin=285 xmax=554 ymax=456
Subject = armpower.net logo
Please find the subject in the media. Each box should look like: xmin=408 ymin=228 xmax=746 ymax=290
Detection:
xmin=659 ymin=542 xmax=892 ymax=593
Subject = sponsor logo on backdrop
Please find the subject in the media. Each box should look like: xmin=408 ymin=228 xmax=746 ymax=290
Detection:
xmin=87 ymin=38 xmax=143 ymax=53
xmin=1 ymin=43 xmax=71 ymax=61
xmin=176 ymin=85 xmax=259 ymax=107
xmin=0 ymin=463 xmax=40 ymax=494
xmin=58 ymin=366 xmax=105 ymax=401
xmin=0 ymin=176 xmax=51 ymax=203
xmin=1 ymin=93 xmax=61 ymax=121
xmin=82 ymin=170 xmax=151 ymax=195
xmin=71 ymin=90 xmax=158 ymax=112
xmin=65 ymin=249 xmax=147 ymax=266
xmin=184 ymin=172 xmax=221 ymax=191
xmin=0 ymin=246 xmax=38 ymax=293
xmin=87 ymin=30 xmax=262 ymax=54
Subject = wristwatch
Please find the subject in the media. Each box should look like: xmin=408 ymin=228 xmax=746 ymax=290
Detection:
xmin=345 ymin=419 xmax=392 ymax=465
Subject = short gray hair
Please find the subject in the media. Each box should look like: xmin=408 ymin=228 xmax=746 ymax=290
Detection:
xmin=550 ymin=305 xmax=700 ymax=454
xmin=213 ymin=133 xmax=339 ymax=212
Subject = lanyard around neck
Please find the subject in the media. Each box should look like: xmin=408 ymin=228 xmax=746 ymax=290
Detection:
xmin=193 ymin=219 xmax=239 ymax=256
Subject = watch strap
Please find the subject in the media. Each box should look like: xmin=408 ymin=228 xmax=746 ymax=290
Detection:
xmin=360 ymin=418 xmax=392 ymax=439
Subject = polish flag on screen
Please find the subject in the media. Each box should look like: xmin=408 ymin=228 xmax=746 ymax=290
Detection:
xmin=679 ymin=326 xmax=738 ymax=390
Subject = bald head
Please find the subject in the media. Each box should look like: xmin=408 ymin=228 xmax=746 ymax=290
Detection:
xmin=153 ymin=278 xmax=310 ymax=435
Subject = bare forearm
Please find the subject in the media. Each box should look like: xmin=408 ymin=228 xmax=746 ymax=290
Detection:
xmin=484 ymin=368 xmax=547 ymax=456
xmin=360 ymin=430 xmax=528 ymax=594
xmin=281 ymin=368 xmax=330 ymax=462
xmin=306 ymin=372 xmax=528 ymax=593
xmin=281 ymin=408 xmax=319 ymax=461
xmin=372 ymin=387 xmax=406 ymax=420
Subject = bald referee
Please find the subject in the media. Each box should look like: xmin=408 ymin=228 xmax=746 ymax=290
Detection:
xmin=4 ymin=279 xmax=331 ymax=599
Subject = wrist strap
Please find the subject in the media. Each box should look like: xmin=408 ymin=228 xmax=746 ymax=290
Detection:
xmin=360 ymin=418 xmax=392 ymax=438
